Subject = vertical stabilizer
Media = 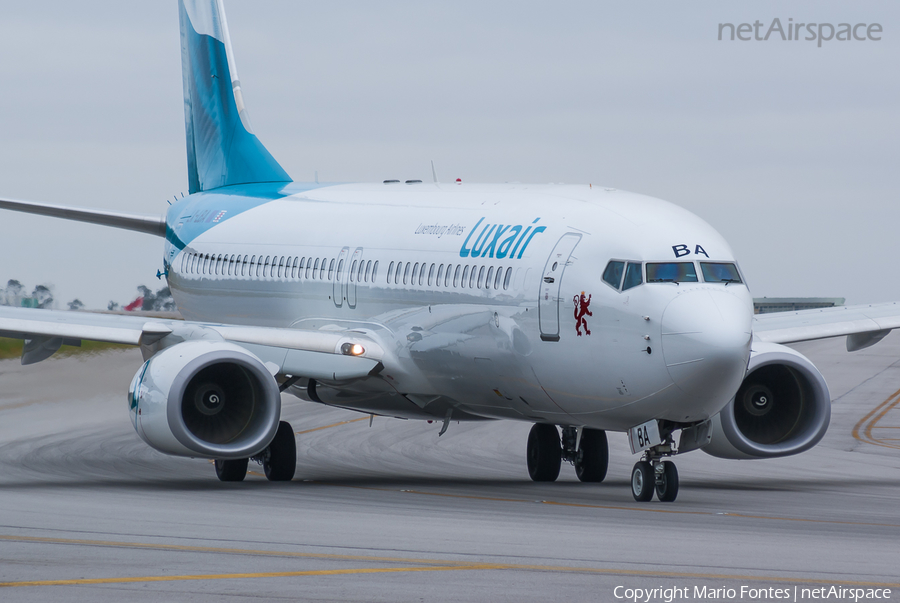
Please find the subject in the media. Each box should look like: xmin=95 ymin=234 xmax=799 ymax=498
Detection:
xmin=179 ymin=0 xmax=291 ymax=193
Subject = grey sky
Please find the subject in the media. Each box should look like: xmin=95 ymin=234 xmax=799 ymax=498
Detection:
xmin=1 ymin=1 xmax=897 ymax=309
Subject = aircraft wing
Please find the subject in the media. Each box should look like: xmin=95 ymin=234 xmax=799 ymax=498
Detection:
xmin=752 ymin=301 xmax=900 ymax=351
xmin=0 ymin=197 xmax=165 ymax=237
xmin=0 ymin=306 xmax=382 ymax=381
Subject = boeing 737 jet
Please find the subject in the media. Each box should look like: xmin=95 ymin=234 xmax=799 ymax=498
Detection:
xmin=2 ymin=0 xmax=899 ymax=502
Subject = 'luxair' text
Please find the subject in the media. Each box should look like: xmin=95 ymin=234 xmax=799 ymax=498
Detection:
xmin=459 ymin=218 xmax=546 ymax=259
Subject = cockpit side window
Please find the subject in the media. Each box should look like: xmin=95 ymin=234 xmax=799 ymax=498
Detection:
xmin=700 ymin=262 xmax=742 ymax=284
xmin=602 ymin=261 xmax=625 ymax=290
xmin=646 ymin=262 xmax=698 ymax=283
xmin=622 ymin=262 xmax=643 ymax=291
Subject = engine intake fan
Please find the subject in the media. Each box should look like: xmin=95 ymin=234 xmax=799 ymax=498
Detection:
xmin=128 ymin=341 xmax=280 ymax=459
xmin=703 ymin=342 xmax=831 ymax=459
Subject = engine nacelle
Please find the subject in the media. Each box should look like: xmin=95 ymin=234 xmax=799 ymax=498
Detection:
xmin=128 ymin=341 xmax=280 ymax=459
xmin=703 ymin=342 xmax=831 ymax=459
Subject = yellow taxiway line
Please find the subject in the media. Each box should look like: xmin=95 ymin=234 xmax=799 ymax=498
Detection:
xmin=295 ymin=416 xmax=369 ymax=435
xmin=311 ymin=482 xmax=900 ymax=529
xmin=852 ymin=385 xmax=900 ymax=450
xmin=1 ymin=534 xmax=898 ymax=589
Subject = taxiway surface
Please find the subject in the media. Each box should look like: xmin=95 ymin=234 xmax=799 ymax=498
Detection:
xmin=1 ymin=334 xmax=899 ymax=601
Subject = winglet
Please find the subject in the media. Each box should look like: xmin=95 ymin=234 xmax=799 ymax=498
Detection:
xmin=179 ymin=0 xmax=291 ymax=194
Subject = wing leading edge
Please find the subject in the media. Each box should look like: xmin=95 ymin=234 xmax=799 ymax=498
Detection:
xmin=0 ymin=307 xmax=382 ymax=381
xmin=752 ymin=301 xmax=900 ymax=351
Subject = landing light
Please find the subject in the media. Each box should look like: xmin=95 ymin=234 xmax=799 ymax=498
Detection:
xmin=341 ymin=343 xmax=365 ymax=356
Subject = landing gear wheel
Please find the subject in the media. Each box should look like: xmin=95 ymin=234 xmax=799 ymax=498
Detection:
xmin=527 ymin=424 xmax=561 ymax=482
xmin=631 ymin=461 xmax=654 ymax=501
xmin=214 ymin=458 xmax=248 ymax=482
xmin=655 ymin=460 xmax=679 ymax=502
xmin=575 ymin=429 xmax=608 ymax=483
xmin=263 ymin=421 xmax=296 ymax=482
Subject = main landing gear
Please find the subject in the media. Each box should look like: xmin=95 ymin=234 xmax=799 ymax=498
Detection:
xmin=631 ymin=449 xmax=679 ymax=502
xmin=526 ymin=424 xmax=608 ymax=483
xmin=526 ymin=423 xmax=678 ymax=501
xmin=214 ymin=420 xmax=297 ymax=483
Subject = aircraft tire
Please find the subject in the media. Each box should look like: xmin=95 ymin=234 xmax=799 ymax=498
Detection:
xmin=575 ymin=429 xmax=608 ymax=483
xmin=655 ymin=460 xmax=679 ymax=502
xmin=215 ymin=458 xmax=248 ymax=482
xmin=527 ymin=423 xmax=561 ymax=482
xmin=631 ymin=461 xmax=654 ymax=501
xmin=263 ymin=421 xmax=297 ymax=482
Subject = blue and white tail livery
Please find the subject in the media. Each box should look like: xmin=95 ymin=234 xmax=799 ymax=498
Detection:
xmin=3 ymin=0 xmax=900 ymax=501
xmin=179 ymin=0 xmax=290 ymax=193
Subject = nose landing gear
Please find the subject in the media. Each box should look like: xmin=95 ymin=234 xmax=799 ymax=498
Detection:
xmin=631 ymin=451 xmax=679 ymax=502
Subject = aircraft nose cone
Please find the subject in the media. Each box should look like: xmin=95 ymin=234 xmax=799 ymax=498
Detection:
xmin=661 ymin=289 xmax=752 ymax=412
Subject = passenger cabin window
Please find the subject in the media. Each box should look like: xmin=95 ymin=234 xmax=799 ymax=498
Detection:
xmin=372 ymin=261 xmax=378 ymax=281
xmin=622 ymin=262 xmax=643 ymax=291
xmin=602 ymin=261 xmax=625 ymax=289
xmin=700 ymin=262 xmax=742 ymax=284
xmin=646 ymin=262 xmax=698 ymax=283
xmin=328 ymin=259 xmax=335 ymax=280
xmin=387 ymin=261 xmax=394 ymax=283
xmin=503 ymin=267 xmax=512 ymax=290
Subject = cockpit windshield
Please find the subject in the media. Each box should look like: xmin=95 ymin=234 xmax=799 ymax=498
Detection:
xmin=646 ymin=262 xmax=698 ymax=283
xmin=700 ymin=262 xmax=742 ymax=284
xmin=622 ymin=262 xmax=643 ymax=290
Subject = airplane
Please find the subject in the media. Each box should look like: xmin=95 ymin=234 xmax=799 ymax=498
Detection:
xmin=2 ymin=0 xmax=900 ymax=502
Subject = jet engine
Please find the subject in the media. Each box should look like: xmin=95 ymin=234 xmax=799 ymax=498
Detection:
xmin=127 ymin=341 xmax=280 ymax=459
xmin=703 ymin=342 xmax=831 ymax=459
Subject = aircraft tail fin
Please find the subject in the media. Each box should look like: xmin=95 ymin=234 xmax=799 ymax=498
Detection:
xmin=179 ymin=0 xmax=291 ymax=194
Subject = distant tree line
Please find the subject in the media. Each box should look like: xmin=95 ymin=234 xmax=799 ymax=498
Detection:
xmin=1 ymin=279 xmax=174 ymax=312
xmin=1 ymin=280 xmax=53 ymax=309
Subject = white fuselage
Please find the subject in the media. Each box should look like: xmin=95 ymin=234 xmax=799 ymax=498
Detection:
xmin=163 ymin=182 xmax=754 ymax=432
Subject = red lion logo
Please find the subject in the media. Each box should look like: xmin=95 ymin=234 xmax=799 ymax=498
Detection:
xmin=574 ymin=291 xmax=592 ymax=336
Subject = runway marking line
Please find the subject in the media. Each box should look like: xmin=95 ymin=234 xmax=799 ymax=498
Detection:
xmin=0 ymin=399 xmax=47 ymax=412
xmin=852 ymin=386 xmax=900 ymax=451
xmin=314 ymin=483 xmax=900 ymax=529
xmin=0 ymin=565 xmax=491 ymax=588
xmin=1 ymin=535 xmax=898 ymax=589
xmin=295 ymin=416 xmax=368 ymax=435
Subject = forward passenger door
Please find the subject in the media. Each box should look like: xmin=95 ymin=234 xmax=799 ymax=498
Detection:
xmin=539 ymin=233 xmax=582 ymax=341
